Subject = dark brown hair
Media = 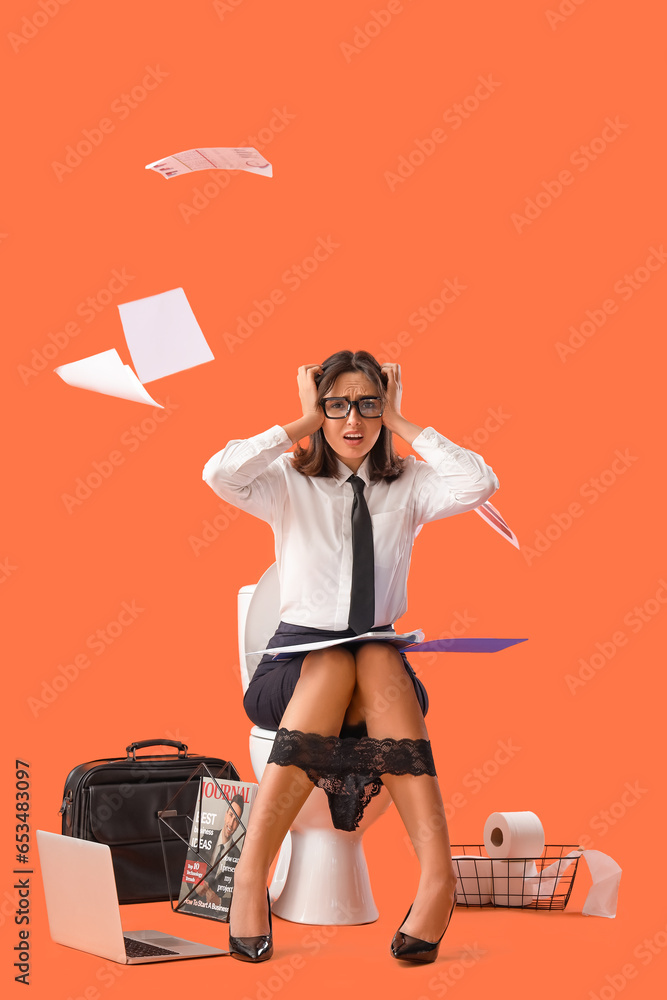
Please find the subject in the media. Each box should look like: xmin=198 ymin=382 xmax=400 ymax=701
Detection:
xmin=292 ymin=350 xmax=406 ymax=482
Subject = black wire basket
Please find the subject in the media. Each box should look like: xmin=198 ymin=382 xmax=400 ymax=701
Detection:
xmin=450 ymin=844 xmax=582 ymax=910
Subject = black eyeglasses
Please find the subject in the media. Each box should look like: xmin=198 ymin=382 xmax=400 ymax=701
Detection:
xmin=321 ymin=397 xmax=384 ymax=419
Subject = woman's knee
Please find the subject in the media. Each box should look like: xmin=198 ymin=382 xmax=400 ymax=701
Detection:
xmin=352 ymin=644 xmax=421 ymax=715
xmin=354 ymin=642 xmax=413 ymax=690
xmin=299 ymin=646 xmax=357 ymax=699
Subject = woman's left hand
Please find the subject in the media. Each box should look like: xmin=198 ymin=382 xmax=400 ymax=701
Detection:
xmin=381 ymin=363 xmax=403 ymax=430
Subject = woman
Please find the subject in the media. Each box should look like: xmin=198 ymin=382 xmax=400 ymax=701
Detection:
xmin=202 ymin=350 xmax=499 ymax=963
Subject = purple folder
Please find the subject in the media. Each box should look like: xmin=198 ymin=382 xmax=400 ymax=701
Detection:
xmin=405 ymin=637 xmax=527 ymax=653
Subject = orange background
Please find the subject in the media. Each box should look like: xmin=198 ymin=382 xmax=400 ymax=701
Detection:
xmin=3 ymin=1 xmax=665 ymax=997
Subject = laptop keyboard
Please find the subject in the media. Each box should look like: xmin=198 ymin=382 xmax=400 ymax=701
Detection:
xmin=124 ymin=936 xmax=179 ymax=958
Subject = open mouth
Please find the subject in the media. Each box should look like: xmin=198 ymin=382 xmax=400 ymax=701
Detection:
xmin=343 ymin=433 xmax=363 ymax=444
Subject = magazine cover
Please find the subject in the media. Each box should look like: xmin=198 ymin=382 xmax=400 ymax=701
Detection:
xmin=177 ymin=776 xmax=258 ymax=922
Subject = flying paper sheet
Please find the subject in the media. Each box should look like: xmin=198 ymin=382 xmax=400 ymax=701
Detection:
xmin=145 ymin=147 xmax=273 ymax=179
xmin=249 ymin=632 xmax=528 ymax=659
xmin=54 ymin=349 xmax=163 ymax=408
xmin=473 ymin=500 xmax=519 ymax=548
xmin=117 ymin=287 xmax=214 ymax=384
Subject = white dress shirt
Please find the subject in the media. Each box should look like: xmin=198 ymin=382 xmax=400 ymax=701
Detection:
xmin=202 ymin=424 xmax=499 ymax=630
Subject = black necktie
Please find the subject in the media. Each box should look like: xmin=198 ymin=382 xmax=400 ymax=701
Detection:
xmin=347 ymin=475 xmax=375 ymax=634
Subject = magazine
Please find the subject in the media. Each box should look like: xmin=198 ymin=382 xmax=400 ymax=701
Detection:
xmin=177 ymin=775 xmax=258 ymax=923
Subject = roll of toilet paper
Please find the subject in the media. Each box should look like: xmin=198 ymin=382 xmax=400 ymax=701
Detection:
xmin=451 ymin=856 xmax=493 ymax=905
xmin=483 ymin=811 xmax=545 ymax=859
xmin=491 ymin=859 xmax=538 ymax=906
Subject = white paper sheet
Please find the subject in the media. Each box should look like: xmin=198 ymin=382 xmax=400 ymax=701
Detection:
xmin=145 ymin=147 xmax=273 ymax=179
xmin=54 ymin=349 xmax=163 ymax=408
xmin=117 ymin=287 xmax=214 ymax=384
xmin=247 ymin=630 xmax=425 ymax=657
xmin=473 ymin=500 xmax=520 ymax=549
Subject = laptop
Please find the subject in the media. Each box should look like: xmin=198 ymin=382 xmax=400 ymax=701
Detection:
xmin=36 ymin=831 xmax=227 ymax=963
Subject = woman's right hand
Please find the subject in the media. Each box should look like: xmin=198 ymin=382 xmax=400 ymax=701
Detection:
xmin=296 ymin=364 xmax=324 ymax=431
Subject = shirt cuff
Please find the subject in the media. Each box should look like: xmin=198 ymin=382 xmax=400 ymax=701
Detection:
xmin=412 ymin=426 xmax=459 ymax=457
xmin=255 ymin=424 xmax=292 ymax=451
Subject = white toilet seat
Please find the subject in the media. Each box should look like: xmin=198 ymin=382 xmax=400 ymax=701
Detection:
xmin=250 ymin=724 xmax=279 ymax=740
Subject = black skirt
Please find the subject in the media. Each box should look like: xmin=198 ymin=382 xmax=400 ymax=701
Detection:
xmin=243 ymin=620 xmax=429 ymax=738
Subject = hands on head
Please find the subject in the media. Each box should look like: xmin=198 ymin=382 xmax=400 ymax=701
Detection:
xmin=296 ymin=364 xmax=325 ymax=430
xmin=380 ymin=362 xmax=402 ymax=430
xmin=296 ymin=361 xmax=402 ymax=429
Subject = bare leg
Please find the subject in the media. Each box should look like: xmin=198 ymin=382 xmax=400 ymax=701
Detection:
xmin=350 ymin=643 xmax=458 ymax=943
xmin=230 ymin=647 xmax=356 ymax=937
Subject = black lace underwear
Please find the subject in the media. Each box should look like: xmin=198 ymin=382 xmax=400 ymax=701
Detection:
xmin=267 ymin=727 xmax=437 ymax=832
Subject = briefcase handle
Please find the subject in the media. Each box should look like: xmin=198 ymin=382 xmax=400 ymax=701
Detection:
xmin=126 ymin=739 xmax=189 ymax=760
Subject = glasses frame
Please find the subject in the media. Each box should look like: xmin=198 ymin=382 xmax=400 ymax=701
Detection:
xmin=320 ymin=396 xmax=385 ymax=419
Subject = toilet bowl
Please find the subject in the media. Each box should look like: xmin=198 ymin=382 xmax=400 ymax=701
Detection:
xmin=238 ymin=563 xmax=392 ymax=925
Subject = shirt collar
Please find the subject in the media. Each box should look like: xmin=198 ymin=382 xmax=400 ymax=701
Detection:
xmin=333 ymin=453 xmax=371 ymax=487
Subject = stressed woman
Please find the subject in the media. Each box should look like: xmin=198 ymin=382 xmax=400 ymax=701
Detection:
xmin=202 ymin=350 xmax=499 ymax=963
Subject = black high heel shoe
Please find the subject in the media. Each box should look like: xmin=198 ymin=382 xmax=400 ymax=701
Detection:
xmin=229 ymin=887 xmax=273 ymax=963
xmin=390 ymin=889 xmax=457 ymax=964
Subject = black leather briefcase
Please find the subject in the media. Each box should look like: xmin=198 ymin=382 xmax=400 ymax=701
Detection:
xmin=59 ymin=739 xmax=240 ymax=904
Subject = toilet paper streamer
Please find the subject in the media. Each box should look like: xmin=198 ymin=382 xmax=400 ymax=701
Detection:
xmin=529 ymin=848 xmax=622 ymax=917
xmin=483 ymin=811 xmax=546 ymax=859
